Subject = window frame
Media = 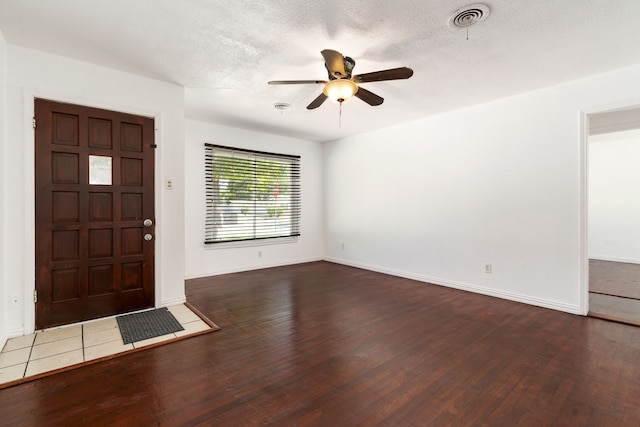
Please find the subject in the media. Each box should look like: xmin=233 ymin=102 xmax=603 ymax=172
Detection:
xmin=204 ymin=144 xmax=301 ymax=245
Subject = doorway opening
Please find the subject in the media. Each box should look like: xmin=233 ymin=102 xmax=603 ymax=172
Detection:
xmin=587 ymin=106 xmax=640 ymax=325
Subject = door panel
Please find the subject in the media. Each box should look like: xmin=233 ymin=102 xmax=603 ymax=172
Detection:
xmin=35 ymin=99 xmax=155 ymax=329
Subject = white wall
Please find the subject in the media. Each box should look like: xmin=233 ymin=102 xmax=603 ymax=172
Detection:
xmin=0 ymin=30 xmax=8 ymax=349
xmin=184 ymin=120 xmax=323 ymax=278
xmin=3 ymin=46 xmax=186 ymax=337
xmin=324 ymin=64 xmax=640 ymax=315
xmin=589 ymin=129 xmax=640 ymax=263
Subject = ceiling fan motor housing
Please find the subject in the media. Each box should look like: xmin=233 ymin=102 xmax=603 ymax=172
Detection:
xmin=343 ymin=56 xmax=355 ymax=77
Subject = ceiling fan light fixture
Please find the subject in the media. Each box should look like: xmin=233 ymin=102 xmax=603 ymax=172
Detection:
xmin=323 ymin=79 xmax=358 ymax=102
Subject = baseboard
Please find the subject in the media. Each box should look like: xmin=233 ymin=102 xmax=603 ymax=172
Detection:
xmin=589 ymin=255 xmax=640 ymax=265
xmin=5 ymin=326 xmax=25 ymax=339
xmin=324 ymin=256 xmax=582 ymax=315
xmin=160 ymin=296 xmax=187 ymax=307
xmin=184 ymin=256 xmax=324 ymax=280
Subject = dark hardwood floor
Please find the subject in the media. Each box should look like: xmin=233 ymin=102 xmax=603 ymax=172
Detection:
xmin=590 ymin=259 xmax=640 ymax=299
xmin=589 ymin=259 xmax=640 ymax=326
xmin=2 ymin=261 xmax=640 ymax=426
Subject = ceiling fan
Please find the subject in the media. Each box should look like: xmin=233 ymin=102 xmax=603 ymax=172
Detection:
xmin=268 ymin=49 xmax=414 ymax=110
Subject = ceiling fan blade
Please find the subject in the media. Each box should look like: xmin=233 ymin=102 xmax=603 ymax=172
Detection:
xmin=321 ymin=49 xmax=347 ymax=79
xmin=353 ymin=67 xmax=414 ymax=84
xmin=307 ymin=93 xmax=328 ymax=110
xmin=354 ymin=86 xmax=384 ymax=106
xmin=268 ymin=80 xmax=327 ymax=85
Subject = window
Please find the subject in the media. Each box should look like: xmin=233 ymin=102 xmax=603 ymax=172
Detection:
xmin=204 ymin=144 xmax=301 ymax=244
xmin=88 ymin=155 xmax=112 ymax=185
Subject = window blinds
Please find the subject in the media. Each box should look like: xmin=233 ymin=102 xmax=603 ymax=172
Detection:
xmin=205 ymin=144 xmax=301 ymax=244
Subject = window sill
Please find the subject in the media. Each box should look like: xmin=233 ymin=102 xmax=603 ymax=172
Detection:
xmin=203 ymin=236 xmax=299 ymax=250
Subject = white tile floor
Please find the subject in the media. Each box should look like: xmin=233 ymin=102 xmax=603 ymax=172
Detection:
xmin=0 ymin=304 xmax=212 ymax=386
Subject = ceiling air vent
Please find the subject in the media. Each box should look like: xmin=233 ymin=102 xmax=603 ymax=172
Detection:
xmin=448 ymin=3 xmax=490 ymax=29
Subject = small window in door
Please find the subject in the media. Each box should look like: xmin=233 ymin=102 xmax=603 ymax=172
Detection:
xmin=89 ymin=155 xmax=112 ymax=185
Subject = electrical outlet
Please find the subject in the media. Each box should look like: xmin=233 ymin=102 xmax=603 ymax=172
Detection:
xmin=258 ymin=251 xmax=262 ymax=258
xmin=341 ymin=243 xmax=344 ymax=250
xmin=485 ymin=264 xmax=492 ymax=274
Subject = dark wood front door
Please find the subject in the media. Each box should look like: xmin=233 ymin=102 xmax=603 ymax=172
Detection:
xmin=35 ymin=99 xmax=155 ymax=329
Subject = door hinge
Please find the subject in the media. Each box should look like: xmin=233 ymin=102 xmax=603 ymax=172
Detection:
xmin=32 ymin=117 xmax=36 ymax=129
xmin=33 ymin=290 xmax=38 ymax=304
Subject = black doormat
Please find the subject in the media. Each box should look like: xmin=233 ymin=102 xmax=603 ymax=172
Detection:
xmin=117 ymin=307 xmax=184 ymax=344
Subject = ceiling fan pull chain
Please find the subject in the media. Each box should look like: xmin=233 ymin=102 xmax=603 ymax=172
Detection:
xmin=339 ymin=101 xmax=343 ymax=128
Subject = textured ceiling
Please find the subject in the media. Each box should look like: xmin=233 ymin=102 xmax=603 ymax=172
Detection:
xmin=1 ymin=0 xmax=640 ymax=142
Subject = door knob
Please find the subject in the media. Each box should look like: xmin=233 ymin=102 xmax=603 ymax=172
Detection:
xmin=143 ymin=219 xmax=153 ymax=227
xmin=144 ymin=234 xmax=153 ymax=241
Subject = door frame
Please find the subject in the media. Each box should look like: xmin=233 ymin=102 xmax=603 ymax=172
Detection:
xmin=23 ymin=88 xmax=163 ymax=334
xmin=579 ymin=97 xmax=640 ymax=316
